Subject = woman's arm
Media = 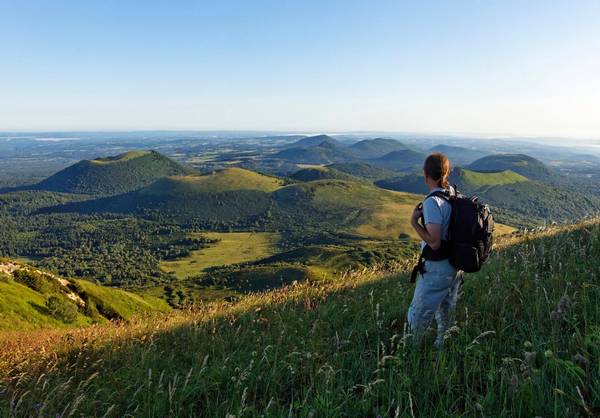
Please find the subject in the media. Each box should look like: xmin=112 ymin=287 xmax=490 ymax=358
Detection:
xmin=411 ymin=205 xmax=442 ymax=250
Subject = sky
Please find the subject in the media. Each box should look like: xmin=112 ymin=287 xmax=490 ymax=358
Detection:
xmin=0 ymin=1 xmax=599 ymax=139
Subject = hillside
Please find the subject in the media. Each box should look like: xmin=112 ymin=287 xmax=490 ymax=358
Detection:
xmin=290 ymin=166 xmax=358 ymax=182
xmin=327 ymin=162 xmax=397 ymax=180
xmin=375 ymin=168 xmax=528 ymax=196
xmin=0 ymin=259 xmax=170 ymax=331
xmin=47 ymin=168 xmax=282 ymax=222
xmin=282 ymin=134 xmax=340 ymax=149
xmin=272 ymin=179 xmax=421 ymax=240
xmin=429 ymin=144 xmax=488 ymax=166
xmin=35 ymin=150 xmax=192 ymax=195
xmin=369 ymin=149 xmax=426 ymax=171
xmin=2 ymin=220 xmax=599 ymax=416
xmin=274 ymin=140 xmax=355 ymax=164
xmin=376 ymin=168 xmax=600 ymax=226
xmin=42 ymin=167 xmax=421 ymax=240
xmin=468 ymin=153 xmax=554 ymax=180
xmin=347 ymin=138 xmax=409 ymax=159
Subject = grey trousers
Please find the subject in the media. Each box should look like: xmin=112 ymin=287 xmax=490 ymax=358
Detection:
xmin=407 ymin=259 xmax=461 ymax=347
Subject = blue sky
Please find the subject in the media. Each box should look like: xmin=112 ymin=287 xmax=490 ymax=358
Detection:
xmin=0 ymin=1 xmax=599 ymax=138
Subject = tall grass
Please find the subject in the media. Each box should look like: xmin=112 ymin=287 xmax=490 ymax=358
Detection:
xmin=1 ymin=221 xmax=600 ymax=416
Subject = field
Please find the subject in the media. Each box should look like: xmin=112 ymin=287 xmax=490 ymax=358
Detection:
xmin=459 ymin=168 xmax=528 ymax=188
xmin=2 ymin=220 xmax=599 ymax=416
xmin=160 ymin=232 xmax=281 ymax=279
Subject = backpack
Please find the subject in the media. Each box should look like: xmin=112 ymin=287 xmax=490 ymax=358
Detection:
xmin=431 ymin=187 xmax=494 ymax=273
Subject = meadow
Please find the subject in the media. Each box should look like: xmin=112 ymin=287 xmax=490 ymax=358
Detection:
xmin=160 ymin=232 xmax=281 ymax=280
xmin=1 ymin=220 xmax=599 ymax=416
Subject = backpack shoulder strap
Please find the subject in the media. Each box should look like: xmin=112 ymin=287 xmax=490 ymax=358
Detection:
xmin=427 ymin=188 xmax=453 ymax=201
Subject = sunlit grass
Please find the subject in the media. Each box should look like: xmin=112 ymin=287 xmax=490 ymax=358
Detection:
xmin=1 ymin=220 xmax=600 ymax=416
xmin=160 ymin=232 xmax=281 ymax=279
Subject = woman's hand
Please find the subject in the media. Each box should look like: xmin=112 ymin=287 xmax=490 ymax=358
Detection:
xmin=411 ymin=204 xmax=423 ymax=227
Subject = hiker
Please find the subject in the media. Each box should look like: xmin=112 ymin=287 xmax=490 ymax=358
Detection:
xmin=407 ymin=153 xmax=461 ymax=347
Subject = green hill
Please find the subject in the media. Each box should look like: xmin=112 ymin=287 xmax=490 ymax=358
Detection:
xmin=45 ymin=168 xmax=420 ymax=240
xmin=272 ymin=179 xmax=421 ymax=240
xmin=35 ymin=150 xmax=192 ymax=195
xmin=369 ymin=149 xmax=426 ymax=171
xmin=468 ymin=154 xmax=554 ymax=180
xmin=4 ymin=220 xmax=600 ymax=416
xmin=429 ymin=144 xmax=488 ymax=166
xmin=274 ymin=140 xmax=355 ymax=164
xmin=51 ymin=168 xmax=282 ymax=222
xmin=0 ymin=259 xmax=170 ymax=331
xmin=347 ymin=138 xmax=409 ymax=159
xmin=327 ymin=162 xmax=397 ymax=180
xmin=283 ymin=134 xmax=340 ymax=149
xmin=139 ymin=167 xmax=284 ymax=196
xmin=376 ymin=168 xmax=600 ymax=226
xmin=290 ymin=166 xmax=358 ymax=182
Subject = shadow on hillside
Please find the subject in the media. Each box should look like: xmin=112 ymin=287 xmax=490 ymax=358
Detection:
xmin=28 ymin=301 xmax=52 ymax=317
xmin=3 ymin=223 xmax=596 ymax=415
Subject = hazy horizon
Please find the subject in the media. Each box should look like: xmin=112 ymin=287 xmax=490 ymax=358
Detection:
xmin=1 ymin=1 xmax=599 ymax=140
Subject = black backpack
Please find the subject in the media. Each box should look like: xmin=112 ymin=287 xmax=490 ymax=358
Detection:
xmin=432 ymin=187 xmax=494 ymax=273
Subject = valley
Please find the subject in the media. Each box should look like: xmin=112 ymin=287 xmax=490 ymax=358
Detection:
xmin=0 ymin=132 xmax=599 ymax=325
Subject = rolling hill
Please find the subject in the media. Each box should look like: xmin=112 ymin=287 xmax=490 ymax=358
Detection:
xmin=468 ymin=153 xmax=554 ymax=180
xmin=35 ymin=150 xmax=192 ymax=195
xmin=327 ymin=162 xmax=397 ymax=180
xmin=45 ymin=168 xmax=282 ymax=222
xmin=41 ymin=165 xmax=421 ymax=240
xmin=376 ymin=167 xmax=600 ymax=226
xmin=429 ymin=144 xmax=488 ymax=166
xmin=282 ymin=134 xmax=340 ymax=149
xmin=0 ymin=259 xmax=170 ymax=331
xmin=290 ymin=166 xmax=358 ymax=182
xmin=346 ymin=138 xmax=409 ymax=159
xmin=369 ymin=149 xmax=426 ymax=171
xmin=272 ymin=179 xmax=421 ymax=240
xmin=274 ymin=140 xmax=355 ymax=164
xmin=3 ymin=220 xmax=600 ymax=416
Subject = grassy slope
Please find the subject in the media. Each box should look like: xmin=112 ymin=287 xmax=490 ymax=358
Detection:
xmin=458 ymin=168 xmax=528 ymax=188
xmin=274 ymin=179 xmax=421 ymax=240
xmin=140 ymin=168 xmax=284 ymax=196
xmin=0 ymin=279 xmax=93 ymax=331
xmin=0 ymin=263 xmax=170 ymax=331
xmin=4 ymin=221 xmax=599 ymax=416
xmin=160 ymin=232 xmax=280 ymax=279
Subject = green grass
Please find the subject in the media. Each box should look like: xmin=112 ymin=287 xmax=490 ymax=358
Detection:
xmin=91 ymin=150 xmax=152 ymax=165
xmin=0 ymin=261 xmax=171 ymax=331
xmin=72 ymin=279 xmax=171 ymax=319
xmin=0 ymin=280 xmax=93 ymax=331
xmin=141 ymin=168 xmax=284 ymax=196
xmin=275 ymin=179 xmax=421 ymax=239
xmin=161 ymin=232 xmax=281 ymax=279
xmin=4 ymin=220 xmax=599 ymax=416
xmin=458 ymin=168 xmax=528 ymax=188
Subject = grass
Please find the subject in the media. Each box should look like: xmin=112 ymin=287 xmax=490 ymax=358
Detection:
xmin=0 ymin=280 xmax=93 ymax=331
xmin=276 ymin=179 xmax=421 ymax=240
xmin=2 ymin=220 xmax=599 ymax=416
xmin=91 ymin=150 xmax=151 ymax=165
xmin=141 ymin=168 xmax=283 ymax=196
xmin=161 ymin=232 xmax=281 ymax=279
xmin=459 ymin=168 xmax=528 ymax=188
xmin=0 ymin=261 xmax=171 ymax=331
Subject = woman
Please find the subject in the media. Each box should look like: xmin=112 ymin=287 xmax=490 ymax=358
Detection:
xmin=407 ymin=152 xmax=461 ymax=347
